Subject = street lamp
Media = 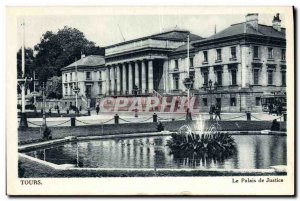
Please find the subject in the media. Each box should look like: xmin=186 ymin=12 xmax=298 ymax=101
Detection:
xmin=73 ymin=86 xmax=80 ymax=116
xmin=40 ymin=82 xmax=47 ymax=128
xmin=18 ymin=77 xmax=32 ymax=128
xmin=133 ymin=85 xmax=139 ymax=117
xmin=183 ymin=77 xmax=194 ymax=120
xmin=204 ymin=79 xmax=218 ymax=120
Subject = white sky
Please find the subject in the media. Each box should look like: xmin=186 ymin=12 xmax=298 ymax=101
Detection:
xmin=18 ymin=13 xmax=285 ymax=50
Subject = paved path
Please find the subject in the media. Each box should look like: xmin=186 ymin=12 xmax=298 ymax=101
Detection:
xmin=21 ymin=111 xmax=284 ymax=128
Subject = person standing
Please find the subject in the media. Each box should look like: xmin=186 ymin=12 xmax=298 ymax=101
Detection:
xmin=96 ymin=104 xmax=100 ymax=115
xmin=215 ymin=104 xmax=221 ymax=120
xmin=209 ymin=104 xmax=215 ymax=120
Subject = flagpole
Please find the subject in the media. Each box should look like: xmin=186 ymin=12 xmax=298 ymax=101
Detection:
xmin=21 ymin=19 xmax=25 ymax=113
xmin=19 ymin=19 xmax=29 ymax=128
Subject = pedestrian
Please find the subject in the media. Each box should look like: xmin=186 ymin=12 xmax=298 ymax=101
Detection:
xmin=209 ymin=104 xmax=215 ymax=120
xmin=268 ymin=103 xmax=273 ymax=115
xmin=49 ymin=108 xmax=52 ymax=117
xmin=277 ymin=102 xmax=283 ymax=116
xmin=215 ymin=104 xmax=221 ymax=120
xmin=96 ymin=105 xmax=100 ymax=115
xmin=186 ymin=108 xmax=190 ymax=120
xmin=271 ymin=119 xmax=280 ymax=131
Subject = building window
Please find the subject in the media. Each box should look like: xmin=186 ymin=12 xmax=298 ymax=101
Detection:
xmin=86 ymin=85 xmax=92 ymax=97
xmin=216 ymin=71 xmax=222 ymax=86
xmin=253 ymin=69 xmax=259 ymax=85
xmin=70 ymin=73 xmax=72 ymax=81
xmin=202 ymin=98 xmax=208 ymax=106
xmin=231 ymin=69 xmax=237 ymax=85
xmin=216 ymin=49 xmax=222 ymax=61
xmin=230 ymin=47 xmax=236 ymax=59
xmin=282 ymin=71 xmax=286 ymax=86
xmin=174 ymin=60 xmax=179 ymax=70
xmin=216 ymin=98 xmax=221 ymax=107
xmin=281 ymin=49 xmax=286 ymax=61
xmin=203 ymin=51 xmax=208 ymax=62
xmin=268 ymin=47 xmax=274 ymax=59
xmin=99 ymin=71 xmax=102 ymax=80
xmin=65 ymin=74 xmax=68 ymax=82
xmin=86 ymin=72 xmax=91 ymax=80
xmin=99 ymin=82 xmax=102 ymax=94
xmin=189 ymin=57 xmax=194 ymax=68
xmin=256 ymin=97 xmax=261 ymax=106
xmin=268 ymin=71 xmax=273 ymax=85
xmin=65 ymin=86 xmax=68 ymax=95
xmin=189 ymin=72 xmax=195 ymax=89
xmin=230 ymin=97 xmax=236 ymax=106
xmin=173 ymin=75 xmax=179 ymax=90
xmin=203 ymin=72 xmax=208 ymax=85
xmin=253 ymin=46 xmax=259 ymax=59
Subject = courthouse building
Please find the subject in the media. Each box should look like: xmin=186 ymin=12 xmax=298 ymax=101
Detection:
xmin=61 ymin=13 xmax=286 ymax=112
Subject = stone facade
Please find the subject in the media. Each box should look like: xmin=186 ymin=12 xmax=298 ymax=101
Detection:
xmin=61 ymin=55 xmax=106 ymax=108
xmin=168 ymin=13 xmax=286 ymax=112
xmin=61 ymin=13 xmax=287 ymax=112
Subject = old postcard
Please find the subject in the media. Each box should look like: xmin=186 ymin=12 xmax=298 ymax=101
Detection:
xmin=6 ymin=6 xmax=295 ymax=195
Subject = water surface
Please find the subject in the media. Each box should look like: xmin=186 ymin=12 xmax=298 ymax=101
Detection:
xmin=25 ymin=135 xmax=286 ymax=169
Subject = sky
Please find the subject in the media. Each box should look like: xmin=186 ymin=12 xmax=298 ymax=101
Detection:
xmin=18 ymin=13 xmax=286 ymax=50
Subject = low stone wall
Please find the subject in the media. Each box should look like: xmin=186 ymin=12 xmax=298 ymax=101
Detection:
xmin=18 ymin=120 xmax=286 ymax=144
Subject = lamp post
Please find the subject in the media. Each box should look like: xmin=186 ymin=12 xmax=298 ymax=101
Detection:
xmin=133 ymin=85 xmax=138 ymax=117
xmin=73 ymin=86 xmax=80 ymax=116
xmin=40 ymin=82 xmax=47 ymax=128
xmin=183 ymin=77 xmax=194 ymax=120
xmin=182 ymin=33 xmax=194 ymax=120
xmin=204 ymin=79 xmax=218 ymax=120
xmin=73 ymin=57 xmax=80 ymax=116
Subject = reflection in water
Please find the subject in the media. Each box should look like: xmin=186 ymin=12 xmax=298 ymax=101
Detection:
xmin=25 ymin=135 xmax=286 ymax=170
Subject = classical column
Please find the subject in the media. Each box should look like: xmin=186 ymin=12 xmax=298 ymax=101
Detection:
xmin=106 ymin=66 xmax=110 ymax=95
xmin=122 ymin=63 xmax=127 ymax=94
xmin=110 ymin=66 xmax=115 ymax=95
xmin=116 ymin=64 xmax=121 ymax=95
xmin=128 ymin=62 xmax=133 ymax=94
xmin=148 ymin=60 xmax=153 ymax=93
xmin=141 ymin=60 xmax=146 ymax=93
xmin=134 ymin=61 xmax=139 ymax=89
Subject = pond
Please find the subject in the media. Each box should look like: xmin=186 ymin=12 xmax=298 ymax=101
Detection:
xmin=24 ymin=135 xmax=286 ymax=170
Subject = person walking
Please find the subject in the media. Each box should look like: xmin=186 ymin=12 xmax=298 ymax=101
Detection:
xmin=96 ymin=105 xmax=100 ymax=115
xmin=268 ymin=103 xmax=273 ymax=115
xmin=209 ymin=104 xmax=215 ymax=120
xmin=215 ymin=104 xmax=221 ymax=120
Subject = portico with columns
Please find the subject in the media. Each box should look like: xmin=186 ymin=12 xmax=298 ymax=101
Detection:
xmin=104 ymin=30 xmax=199 ymax=96
xmin=105 ymin=58 xmax=156 ymax=96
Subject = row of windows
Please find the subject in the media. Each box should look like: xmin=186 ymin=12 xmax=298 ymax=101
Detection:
xmin=173 ymin=46 xmax=286 ymax=69
xmin=172 ymin=70 xmax=286 ymax=90
xmin=64 ymin=83 xmax=103 ymax=96
xmin=64 ymin=71 xmax=102 ymax=82
xmin=201 ymin=97 xmax=261 ymax=107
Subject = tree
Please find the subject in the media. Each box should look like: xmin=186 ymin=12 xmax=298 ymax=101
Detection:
xmin=17 ymin=48 xmax=34 ymax=93
xmin=46 ymin=76 xmax=62 ymax=99
xmin=33 ymin=26 xmax=104 ymax=81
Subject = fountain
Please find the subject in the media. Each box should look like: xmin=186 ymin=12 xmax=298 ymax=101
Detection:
xmin=167 ymin=117 xmax=236 ymax=162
